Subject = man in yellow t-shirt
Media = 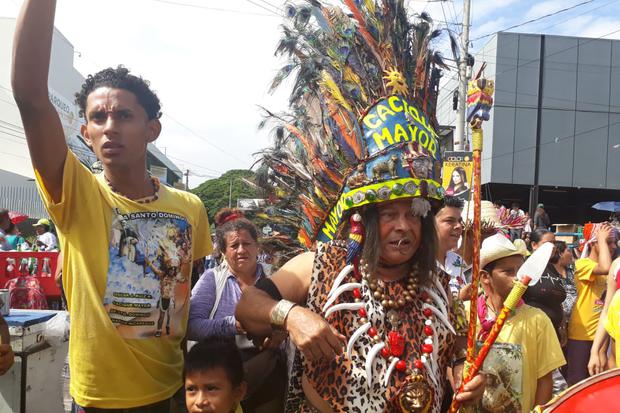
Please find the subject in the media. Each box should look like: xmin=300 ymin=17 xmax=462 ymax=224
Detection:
xmin=566 ymin=223 xmax=615 ymax=385
xmin=12 ymin=1 xmax=212 ymax=410
xmin=604 ymin=289 xmax=620 ymax=369
xmin=471 ymin=234 xmax=565 ymax=413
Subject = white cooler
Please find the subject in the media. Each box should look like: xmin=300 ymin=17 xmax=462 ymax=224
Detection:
xmin=0 ymin=310 xmax=68 ymax=413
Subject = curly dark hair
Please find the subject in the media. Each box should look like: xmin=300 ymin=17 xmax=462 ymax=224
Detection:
xmin=75 ymin=65 xmax=162 ymax=120
xmin=214 ymin=208 xmax=259 ymax=253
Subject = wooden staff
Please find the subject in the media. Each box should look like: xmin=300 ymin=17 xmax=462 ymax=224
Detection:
xmin=465 ymin=125 xmax=483 ymax=367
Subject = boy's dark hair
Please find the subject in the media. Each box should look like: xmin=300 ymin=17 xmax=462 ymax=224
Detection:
xmin=75 ymin=65 xmax=162 ymax=120
xmin=439 ymin=196 xmax=464 ymax=211
xmin=184 ymin=338 xmax=244 ymax=387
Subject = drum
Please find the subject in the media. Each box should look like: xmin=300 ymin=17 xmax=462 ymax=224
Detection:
xmin=535 ymin=368 xmax=620 ymax=412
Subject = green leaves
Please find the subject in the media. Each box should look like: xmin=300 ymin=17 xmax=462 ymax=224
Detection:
xmin=191 ymin=170 xmax=259 ymax=223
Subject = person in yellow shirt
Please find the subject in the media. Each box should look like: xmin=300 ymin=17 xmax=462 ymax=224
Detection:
xmin=11 ymin=1 xmax=211 ymax=410
xmin=588 ymin=256 xmax=620 ymax=376
xmin=471 ymin=234 xmax=565 ymax=413
xmin=604 ymin=289 xmax=620 ymax=369
xmin=566 ymin=223 xmax=616 ymax=385
xmin=184 ymin=339 xmax=247 ymax=413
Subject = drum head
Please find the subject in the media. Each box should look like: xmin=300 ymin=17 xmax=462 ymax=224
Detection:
xmin=538 ymin=368 xmax=620 ymax=412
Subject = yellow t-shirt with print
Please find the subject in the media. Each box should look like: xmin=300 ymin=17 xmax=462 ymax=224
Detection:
xmin=465 ymin=302 xmax=565 ymax=413
xmin=35 ymin=151 xmax=212 ymax=408
xmin=568 ymin=258 xmax=606 ymax=340
xmin=604 ymin=290 xmax=620 ymax=366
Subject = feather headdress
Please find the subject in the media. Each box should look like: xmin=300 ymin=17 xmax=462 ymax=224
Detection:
xmin=258 ymin=0 xmax=451 ymax=247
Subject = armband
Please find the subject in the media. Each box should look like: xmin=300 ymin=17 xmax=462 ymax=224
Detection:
xmin=269 ymin=300 xmax=297 ymax=330
xmin=255 ymin=277 xmax=283 ymax=301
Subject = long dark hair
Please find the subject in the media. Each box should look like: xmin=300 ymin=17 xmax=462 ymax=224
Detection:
xmin=448 ymin=167 xmax=468 ymax=193
xmin=550 ymin=241 xmax=567 ymax=264
xmin=359 ymin=203 xmax=437 ymax=285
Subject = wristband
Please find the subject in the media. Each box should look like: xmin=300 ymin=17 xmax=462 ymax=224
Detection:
xmin=270 ymin=299 xmax=297 ymax=330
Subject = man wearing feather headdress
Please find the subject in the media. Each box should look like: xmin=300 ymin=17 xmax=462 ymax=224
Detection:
xmin=236 ymin=1 xmax=485 ymax=412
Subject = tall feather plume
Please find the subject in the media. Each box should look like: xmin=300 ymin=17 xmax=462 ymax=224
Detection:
xmin=320 ymin=70 xmax=353 ymax=112
xmin=342 ymin=0 xmax=385 ymax=70
xmin=256 ymin=0 xmax=448 ymax=247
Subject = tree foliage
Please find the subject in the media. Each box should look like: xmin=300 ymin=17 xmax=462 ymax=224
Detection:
xmin=192 ymin=170 xmax=259 ymax=223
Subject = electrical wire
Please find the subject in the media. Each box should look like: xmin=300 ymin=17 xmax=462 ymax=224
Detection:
xmin=472 ymin=0 xmax=595 ymax=41
xmin=146 ymin=0 xmax=277 ymax=17
xmin=161 ymin=113 xmax=250 ymax=165
xmin=244 ymin=0 xmax=283 ymax=16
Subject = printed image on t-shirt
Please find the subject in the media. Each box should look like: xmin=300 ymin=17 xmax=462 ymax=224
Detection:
xmin=476 ymin=342 xmax=523 ymax=413
xmin=103 ymin=209 xmax=193 ymax=339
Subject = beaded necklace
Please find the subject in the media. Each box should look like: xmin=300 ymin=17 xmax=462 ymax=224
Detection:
xmin=353 ymin=260 xmax=436 ymax=411
xmin=356 ymin=262 xmax=435 ymax=374
xmin=104 ymin=175 xmax=160 ymax=204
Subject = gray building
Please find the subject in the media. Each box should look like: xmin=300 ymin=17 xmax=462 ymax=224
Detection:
xmin=437 ymin=32 xmax=620 ymax=223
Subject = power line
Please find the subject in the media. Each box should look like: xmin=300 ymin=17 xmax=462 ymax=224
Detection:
xmin=161 ymin=113 xmax=249 ymax=165
xmin=166 ymin=154 xmax=224 ymax=175
xmin=254 ymin=0 xmax=283 ymax=13
xmin=243 ymin=0 xmax=282 ymax=16
xmin=535 ymin=0 xmax=619 ymax=33
xmin=146 ymin=0 xmax=278 ymax=17
xmin=472 ymin=0 xmax=595 ymax=41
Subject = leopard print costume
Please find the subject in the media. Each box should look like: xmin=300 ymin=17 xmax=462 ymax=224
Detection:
xmin=285 ymin=241 xmax=455 ymax=413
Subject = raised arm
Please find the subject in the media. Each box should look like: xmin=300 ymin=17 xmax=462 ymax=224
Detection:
xmin=588 ymin=256 xmax=620 ymax=375
xmin=11 ymin=0 xmax=67 ymax=203
xmin=593 ymin=224 xmax=613 ymax=275
xmin=236 ymin=251 xmax=346 ymax=361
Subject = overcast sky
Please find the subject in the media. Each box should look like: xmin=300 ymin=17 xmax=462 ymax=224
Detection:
xmin=2 ymin=0 xmax=620 ymax=187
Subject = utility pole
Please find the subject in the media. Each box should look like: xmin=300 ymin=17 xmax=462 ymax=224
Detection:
xmin=454 ymin=0 xmax=472 ymax=150
xmin=228 ymin=178 xmax=233 ymax=208
xmin=184 ymin=169 xmax=190 ymax=190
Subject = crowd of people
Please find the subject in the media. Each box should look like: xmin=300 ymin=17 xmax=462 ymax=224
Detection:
xmin=3 ymin=1 xmax=620 ymax=413
xmin=0 ymin=210 xmax=59 ymax=252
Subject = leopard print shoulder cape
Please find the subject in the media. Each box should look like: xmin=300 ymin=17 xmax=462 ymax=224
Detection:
xmin=285 ymin=241 xmax=456 ymax=413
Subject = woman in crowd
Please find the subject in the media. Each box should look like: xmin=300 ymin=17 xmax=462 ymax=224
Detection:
xmin=33 ymin=218 xmax=57 ymax=251
xmin=552 ymin=242 xmax=577 ymax=327
xmin=523 ymin=229 xmax=564 ymax=338
xmin=528 ymin=228 xmax=556 ymax=252
xmin=187 ymin=208 xmax=285 ymax=413
xmin=523 ymin=230 xmax=567 ymax=393
xmin=5 ymin=223 xmax=26 ymax=251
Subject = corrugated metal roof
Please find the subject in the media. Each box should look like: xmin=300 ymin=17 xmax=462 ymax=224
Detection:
xmin=147 ymin=144 xmax=183 ymax=179
xmin=0 ymin=186 xmax=48 ymax=219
